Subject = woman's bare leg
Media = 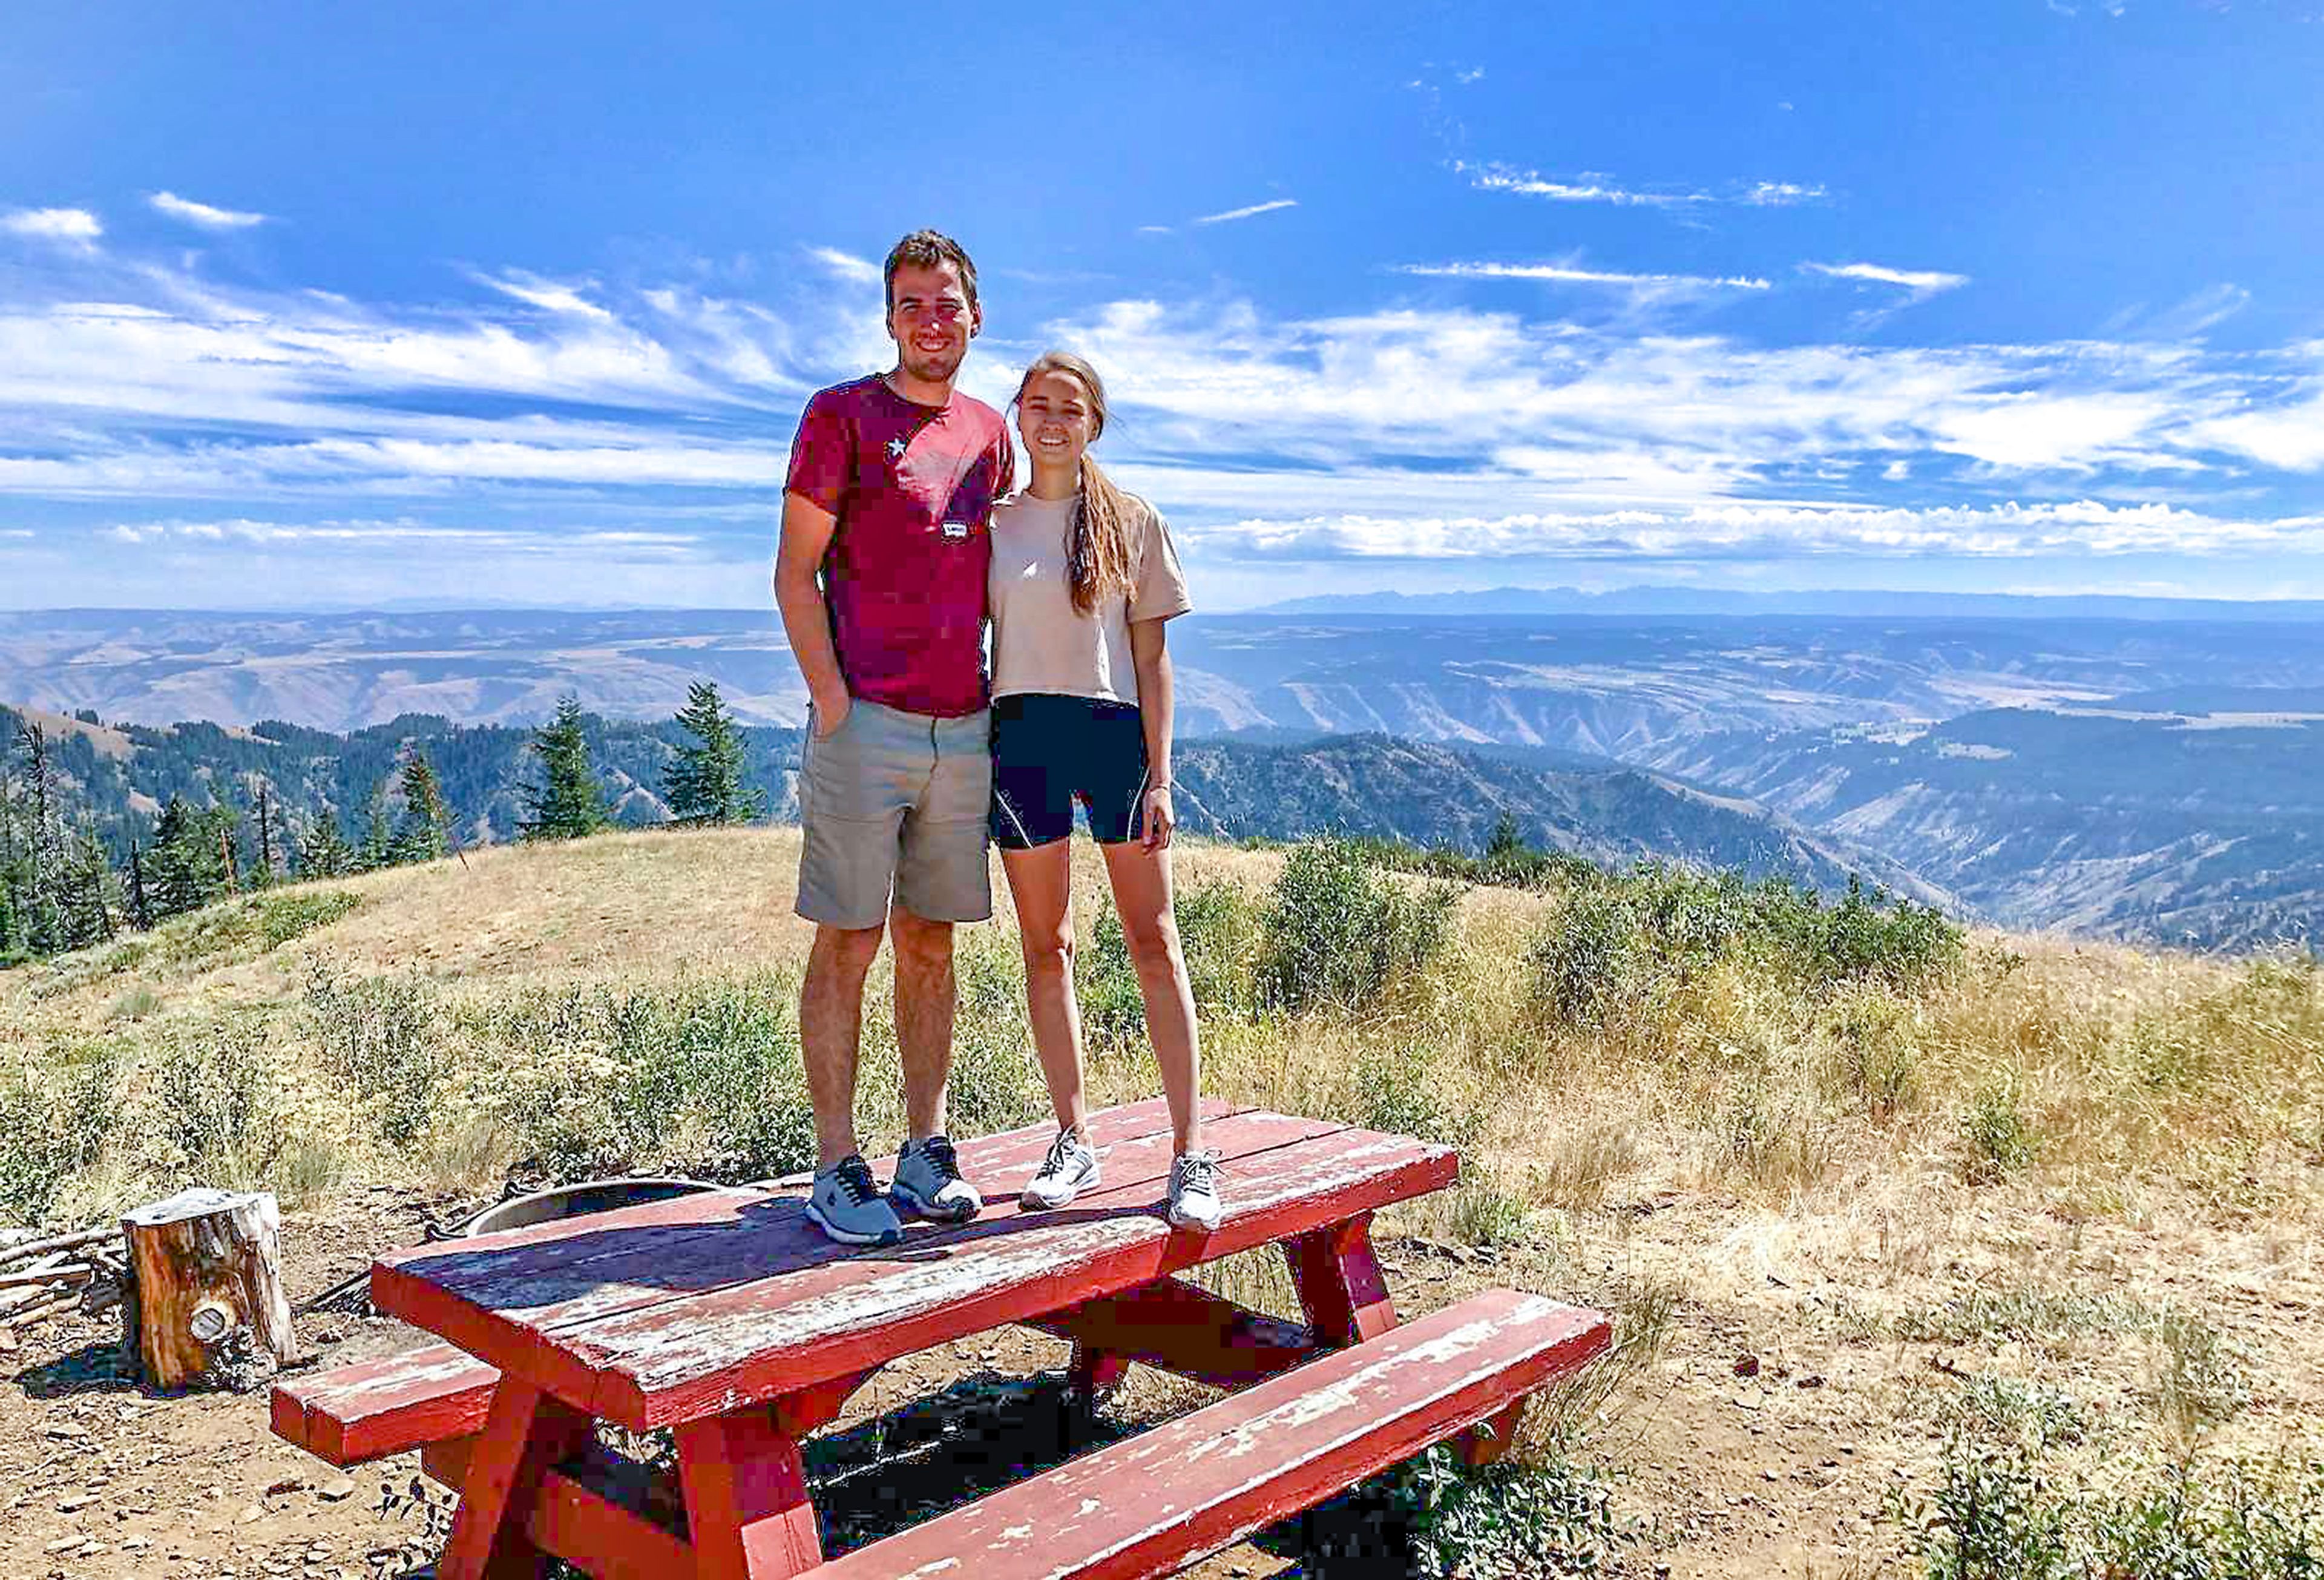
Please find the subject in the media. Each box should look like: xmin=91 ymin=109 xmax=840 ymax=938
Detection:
xmin=1099 ymin=838 xmax=1202 ymax=1155
xmin=1002 ymin=840 xmax=1089 ymax=1139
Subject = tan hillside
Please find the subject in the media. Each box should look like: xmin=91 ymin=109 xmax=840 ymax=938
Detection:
xmin=2 ymin=829 xmax=2320 ymax=1578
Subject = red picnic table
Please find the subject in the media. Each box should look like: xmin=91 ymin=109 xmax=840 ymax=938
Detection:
xmin=274 ymin=1098 xmax=1610 ymax=1580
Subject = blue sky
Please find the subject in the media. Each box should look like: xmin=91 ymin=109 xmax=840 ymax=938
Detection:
xmin=3 ymin=0 xmax=2322 ymax=610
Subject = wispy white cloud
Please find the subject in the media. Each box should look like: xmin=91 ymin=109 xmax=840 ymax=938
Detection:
xmin=99 ymin=516 xmax=701 ymax=553
xmin=148 ymin=191 xmax=268 ymax=230
xmin=1458 ymin=163 xmax=1825 ymax=208
xmin=1193 ymin=199 xmax=1298 ymax=226
xmin=3 ymin=224 xmax=2322 ymax=593
xmin=1803 ymin=261 xmax=1970 ymax=294
xmin=2 ymin=207 xmax=103 ymax=250
xmin=1203 ymin=501 xmax=2322 ymax=562
xmin=1398 ymin=262 xmax=1772 ymax=290
xmin=1135 ymin=225 xmax=1175 ymax=237
xmin=1740 ymin=181 xmax=1825 ymax=206
xmin=806 ymin=245 xmax=879 ymax=283
xmin=2191 ymin=378 xmax=2324 ymax=470
xmin=1462 ymin=165 xmax=1698 ymax=206
xmin=1455 ymin=67 xmax=1486 ymax=85
xmin=471 ymin=268 xmax=614 ymax=320
xmin=2101 ymin=284 xmax=2251 ymax=342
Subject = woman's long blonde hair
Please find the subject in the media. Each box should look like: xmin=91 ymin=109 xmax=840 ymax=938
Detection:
xmin=1016 ymin=351 xmax=1135 ymax=616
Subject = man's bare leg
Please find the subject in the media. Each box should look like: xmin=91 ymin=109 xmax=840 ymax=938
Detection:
xmin=801 ymin=921 xmax=886 ymax=1168
xmin=888 ymin=903 xmax=955 ymax=1141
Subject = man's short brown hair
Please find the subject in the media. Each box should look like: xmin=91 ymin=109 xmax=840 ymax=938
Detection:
xmin=883 ymin=229 xmax=979 ymax=314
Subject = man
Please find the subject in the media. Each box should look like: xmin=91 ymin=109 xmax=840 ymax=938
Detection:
xmin=774 ymin=229 xmax=1014 ymax=1246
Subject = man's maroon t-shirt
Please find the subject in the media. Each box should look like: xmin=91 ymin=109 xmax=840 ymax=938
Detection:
xmin=784 ymin=375 xmax=1016 ymax=719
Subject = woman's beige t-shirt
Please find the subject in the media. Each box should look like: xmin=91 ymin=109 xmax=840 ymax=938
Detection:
xmin=988 ymin=491 xmax=1192 ymax=705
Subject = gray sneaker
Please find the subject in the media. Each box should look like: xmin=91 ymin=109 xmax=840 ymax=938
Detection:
xmin=1167 ymin=1151 xmax=1223 ymax=1233
xmin=1020 ymin=1130 xmax=1101 ymax=1210
xmin=806 ymin=1155 xmax=903 ymax=1247
xmin=893 ymin=1134 xmax=983 ymax=1223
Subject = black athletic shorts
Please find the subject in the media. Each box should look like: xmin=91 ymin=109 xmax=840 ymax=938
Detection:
xmin=990 ymin=692 xmax=1151 ymax=849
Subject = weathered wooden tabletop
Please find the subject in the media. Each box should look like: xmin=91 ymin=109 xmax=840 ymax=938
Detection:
xmin=373 ymin=1099 xmax=1459 ymax=1432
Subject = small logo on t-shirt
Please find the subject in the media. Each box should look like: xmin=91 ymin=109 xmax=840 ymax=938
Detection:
xmin=885 ymin=435 xmax=908 ymax=464
xmin=942 ymin=518 xmax=971 ymax=540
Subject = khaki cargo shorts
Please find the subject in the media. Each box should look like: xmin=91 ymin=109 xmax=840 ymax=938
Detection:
xmin=796 ymin=697 xmax=993 ymax=929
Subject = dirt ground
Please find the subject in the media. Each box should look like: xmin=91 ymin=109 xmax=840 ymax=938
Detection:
xmin=11 ymin=1165 xmax=2314 ymax=1580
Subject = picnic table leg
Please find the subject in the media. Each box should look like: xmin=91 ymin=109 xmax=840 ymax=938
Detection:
xmin=1068 ymin=1341 xmax=1132 ymax=1403
xmin=1459 ymin=1399 xmax=1529 ymax=1466
xmin=675 ymin=1406 xmax=821 ymax=1580
xmin=434 ymin=1378 xmax=594 ymax=1580
xmin=1284 ymin=1213 xmax=1397 ymax=1346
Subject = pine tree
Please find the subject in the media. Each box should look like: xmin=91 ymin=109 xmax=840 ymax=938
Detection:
xmin=251 ymin=782 xmax=280 ymax=889
xmin=360 ymin=790 xmax=394 ymax=872
xmin=13 ymin=722 xmax=65 ymax=952
xmin=58 ymin=828 xmax=117 ymax=949
xmin=0 ymin=757 xmax=30 ymax=958
xmin=146 ymin=796 xmax=214 ymax=918
xmin=663 ymin=680 xmax=763 ymax=827
xmin=520 ymin=696 xmax=606 ymax=841
xmin=298 ymin=814 xmax=358 ymax=878
xmin=392 ymin=748 xmax=448 ymax=863
xmin=127 ymin=838 xmax=154 ymax=930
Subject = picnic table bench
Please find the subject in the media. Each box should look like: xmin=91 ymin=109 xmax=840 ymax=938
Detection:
xmin=274 ymin=1099 xmax=1610 ymax=1579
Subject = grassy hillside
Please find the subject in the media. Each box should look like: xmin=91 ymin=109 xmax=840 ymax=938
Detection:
xmin=4 ymin=831 xmax=2320 ymax=1573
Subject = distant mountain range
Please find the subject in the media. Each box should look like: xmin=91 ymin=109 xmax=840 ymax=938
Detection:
xmin=1172 ymin=733 xmax=1946 ymax=904
xmin=1645 ymin=702 xmax=2324 ymax=950
xmin=1252 ymin=585 xmax=2324 ymax=622
xmin=1 ymin=702 xmax=1922 ymax=908
xmin=5 ymin=605 xmax=2319 ymax=947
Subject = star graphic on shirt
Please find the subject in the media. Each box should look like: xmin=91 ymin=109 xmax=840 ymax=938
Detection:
xmin=886 ymin=436 xmax=908 ymax=464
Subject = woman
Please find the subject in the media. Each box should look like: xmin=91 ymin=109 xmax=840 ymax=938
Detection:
xmin=988 ymin=350 xmax=1218 ymax=1231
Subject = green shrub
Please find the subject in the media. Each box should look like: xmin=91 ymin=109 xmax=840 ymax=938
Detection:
xmin=1352 ymin=1044 xmax=1464 ymax=1146
xmin=1076 ymin=880 xmax=1264 ymax=1044
xmin=1896 ymin=1442 xmax=2324 ymax=1580
xmin=1356 ymin=828 xmax=1602 ymax=895
xmin=1256 ymin=838 xmax=1460 ymax=1016
xmin=140 ymin=1020 xmax=284 ymax=1184
xmin=166 ymin=889 xmax=363 ymax=967
xmin=306 ymin=961 xmax=447 ymax=1146
xmin=1902 ymin=1438 xmax=2075 ymax=1580
xmin=465 ymin=973 xmax=821 ymax=1182
xmin=1526 ymin=886 xmax=1652 ymax=1030
xmin=0 ymin=1041 xmax=120 ymax=1225
xmin=1446 ymin=1180 xmax=1532 ymax=1247
xmin=1525 ymin=866 xmax=1963 ymax=1032
xmin=1959 ymin=1076 xmax=2037 ymax=1182
xmin=1075 ymin=899 xmax=1146 ymax=1047
xmin=255 ymin=889 xmax=364 ymax=950
xmin=1176 ymin=878 xmax=1262 ymax=1019
xmin=947 ymin=931 xmax=1047 ymax=1137
xmin=1831 ymin=990 xmax=1922 ymax=1121
xmin=1938 ymin=1374 xmax=2089 ymax=1450
xmin=1388 ymin=1444 xmax=1641 ymax=1579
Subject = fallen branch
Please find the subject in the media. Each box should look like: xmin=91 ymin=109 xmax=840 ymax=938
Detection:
xmin=0 ymin=1263 xmax=94 ymax=1292
xmin=0 ymin=1226 xmax=113 ymax=1269
xmin=0 ymin=1285 xmax=81 ymax=1332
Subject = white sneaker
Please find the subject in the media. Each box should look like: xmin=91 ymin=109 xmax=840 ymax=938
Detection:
xmin=1020 ymin=1130 xmax=1101 ymax=1210
xmin=1167 ymin=1150 xmax=1223 ymax=1233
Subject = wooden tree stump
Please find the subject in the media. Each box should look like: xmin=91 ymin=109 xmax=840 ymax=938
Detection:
xmin=121 ymin=1187 xmax=297 ymax=1392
